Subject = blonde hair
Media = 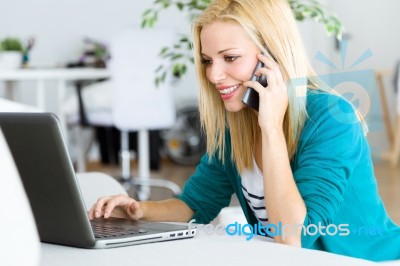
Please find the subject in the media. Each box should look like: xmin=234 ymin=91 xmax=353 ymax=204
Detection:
xmin=193 ymin=0 xmax=363 ymax=172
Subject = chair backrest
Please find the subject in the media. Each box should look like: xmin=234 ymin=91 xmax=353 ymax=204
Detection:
xmin=0 ymin=129 xmax=41 ymax=266
xmin=109 ymin=26 xmax=176 ymax=131
xmin=76 ymin=172 xmax=128 ymax=211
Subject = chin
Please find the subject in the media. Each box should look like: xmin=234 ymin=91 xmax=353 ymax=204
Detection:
xmin=224 ymin=102 xmax=246 ymax=113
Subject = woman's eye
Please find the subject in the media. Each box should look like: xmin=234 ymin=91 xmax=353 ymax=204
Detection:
xmin=201 ymin=59 xmax=212 ymax=65
xmin=225 ymin=56 xmax=239 ymax=62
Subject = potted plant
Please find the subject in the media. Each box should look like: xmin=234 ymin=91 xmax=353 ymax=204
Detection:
xmin=141 ymin=0 xmax=343 ymax=85
xmin=0 ymin=37 xmax=24 ymax=70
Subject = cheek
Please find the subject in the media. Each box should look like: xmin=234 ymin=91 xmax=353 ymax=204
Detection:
xmin=230 ymin=62 xmax=256 ymax=81
xmin=205 ymin=67 xmax=211 ymax=80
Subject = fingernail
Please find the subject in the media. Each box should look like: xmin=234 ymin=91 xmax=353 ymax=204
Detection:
xmin=95 ymin=211 xmax=99 ymax=218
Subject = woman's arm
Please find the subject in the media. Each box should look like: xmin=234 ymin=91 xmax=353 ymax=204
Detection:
xmin=261 ymin=129 xmax=306 ymax=246
xmin=141 ymin=199 xmax=194 ymax=222
xmin=88 ymin=152 xmax=233 ymax=224
xmin=244 ymin=53 xmax=306 ymax=246
xmin=88 ymin=195 xmax=194 ymax=223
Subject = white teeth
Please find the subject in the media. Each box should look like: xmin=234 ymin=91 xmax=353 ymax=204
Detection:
xmin=219 ymin=84 xmax=239 ymax=95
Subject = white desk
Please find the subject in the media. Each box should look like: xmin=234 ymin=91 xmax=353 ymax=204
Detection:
xmin=0 ymin=68 xmax=111 ymax=139
xmin=40 ymin=231 xmax=377 ymax=266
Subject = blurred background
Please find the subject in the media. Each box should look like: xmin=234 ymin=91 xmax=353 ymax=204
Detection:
xmin=0 ymin=0 xmax=399 ymax=221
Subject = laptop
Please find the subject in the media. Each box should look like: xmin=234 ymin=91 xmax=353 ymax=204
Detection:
xmin=0 ymin=112 xmax=196 ymax=248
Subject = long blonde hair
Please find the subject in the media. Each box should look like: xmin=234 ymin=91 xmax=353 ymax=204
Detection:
xmin=193 ymin=0 xmax=350 ymax=172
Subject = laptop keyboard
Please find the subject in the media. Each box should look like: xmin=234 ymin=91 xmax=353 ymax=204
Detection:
xmin=91 ymin=219 xmax=148 ymax=239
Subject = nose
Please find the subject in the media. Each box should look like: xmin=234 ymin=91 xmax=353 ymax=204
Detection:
xmin=207 ymin=61 xmax=226 ymax=84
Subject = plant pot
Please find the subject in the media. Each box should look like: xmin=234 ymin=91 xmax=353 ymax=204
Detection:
xmin=0 ymin=51 xmax=22 ymax=70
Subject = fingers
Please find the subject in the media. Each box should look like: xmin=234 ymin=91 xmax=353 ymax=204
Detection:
xmin=243 ymin=53 xmax=284 ymax=93
xmin=257 ymin=53 xmax=284 ymax=85
xmin=88 ymin=194 xmax=135 ymax=220
xmin=257 ymin=53 xmax=281 ymax=75
xmin=103 ymin=195 xmax=134 ymax=219
xmin=88 ymin=196 xmax=111 ymax=220
xmin=243 ymin=80 xmax=264 ymax=93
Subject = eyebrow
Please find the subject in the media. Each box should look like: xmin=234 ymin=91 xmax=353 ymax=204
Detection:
xmin=201 ymin=48 xmax=238 ymax=57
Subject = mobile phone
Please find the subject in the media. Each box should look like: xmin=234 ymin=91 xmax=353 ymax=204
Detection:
xmin=241 ymin=60 xmax=268 ymax=111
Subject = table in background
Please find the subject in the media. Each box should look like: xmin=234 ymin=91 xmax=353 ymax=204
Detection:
xmin=0 ymin=68 xmax=111 ymax=140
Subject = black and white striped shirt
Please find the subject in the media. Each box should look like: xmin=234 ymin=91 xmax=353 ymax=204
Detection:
xmin=241 ymin=158 xmax=268 ymax=226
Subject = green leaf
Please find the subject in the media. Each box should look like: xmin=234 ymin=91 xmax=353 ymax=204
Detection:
xmin=159 ymin=47 xmax=169 ymax=56
xmin=296 ymin=13 xmax=305 ymax=21
xmin=0 ymin=37 xmax=23 ymax=52
xmin=179 ymin=36 xmax=189 ymax=43
xmin=148 ymin=18 xmax=155 ymax=28
xmin=171 ymin=54 xmax=183 ymax=60
xmin=161 ymin=0 xmax=170 ymax=8
xmin=142 ymin=9 xmax=152 ymax=16
xmin=176 ymin=2 xmax=184 ymax=10
xmin=325 ymin=24 xmax=335 ymax=34
xmin=161 ymin=71 xmax=167 ymax=82
xmin=181 ymin=64 xmax=187 ymax=75
xmin=172 ymin=63 xmax=186 ymax=77
xmin=155 ymin=65 xmax=163 ymax=72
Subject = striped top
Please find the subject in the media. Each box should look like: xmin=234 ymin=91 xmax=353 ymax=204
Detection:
xmin=241 ymin=158 xmax=268 ymax=226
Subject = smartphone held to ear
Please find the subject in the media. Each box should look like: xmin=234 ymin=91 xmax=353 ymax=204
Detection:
xmin=242 ymin=60 xmax=268 ymax=111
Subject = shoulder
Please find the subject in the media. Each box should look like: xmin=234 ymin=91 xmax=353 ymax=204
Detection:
xmin=306 ymin=89 xmax=356 ymax=118
xmin=304 ymin=89 xmax=361 ymax=131
xmin=296 ymin=88 xmax=366 ymax=154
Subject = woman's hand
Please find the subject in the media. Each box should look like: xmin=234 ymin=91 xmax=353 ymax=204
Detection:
xmin=88 ymin=194 xmax=144 ymax=221
xmin=243 ymin=53 xmax=288 ymax=133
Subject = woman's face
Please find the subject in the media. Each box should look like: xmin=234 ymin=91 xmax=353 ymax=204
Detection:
xmin=200 ymin=21 xmax=260 ymax=112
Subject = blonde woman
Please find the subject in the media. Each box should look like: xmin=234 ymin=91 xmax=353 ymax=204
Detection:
xmin=89 ymin=0 xmax=400 ymax=261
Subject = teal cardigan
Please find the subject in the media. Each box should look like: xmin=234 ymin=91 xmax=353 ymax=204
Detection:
xmin=178 ymin=90 xmax=400 ymax=261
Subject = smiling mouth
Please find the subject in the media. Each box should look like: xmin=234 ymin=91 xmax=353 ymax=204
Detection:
xmin=219 ymin=84 xmax=240 ymax=95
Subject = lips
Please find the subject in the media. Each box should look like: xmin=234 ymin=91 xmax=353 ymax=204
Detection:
xmin=218 ymin=84 xmax=240 ymax=95
xmin=216 ymin=84 xmax=242 ymax=101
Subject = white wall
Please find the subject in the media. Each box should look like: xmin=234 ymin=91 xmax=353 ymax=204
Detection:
xmin=0 ymin=0 xmax=198 ymax=109
xmin=297 ymin=0 xmax=335 ymax=75
xmin=0 ymin=0 xmax=188 ymax=63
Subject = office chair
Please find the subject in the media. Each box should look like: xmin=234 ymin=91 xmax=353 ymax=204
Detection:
xmin=109 ymin=26 xmax=180 ymax=200
xmin=70 ymin=26 xmax=181 ymax=200
xmin=76 ymin=172 xmax=128 ymax=211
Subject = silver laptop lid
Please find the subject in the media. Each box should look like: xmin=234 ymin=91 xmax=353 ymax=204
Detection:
xmin=0 ymin=112 xmax=96 ymax=247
